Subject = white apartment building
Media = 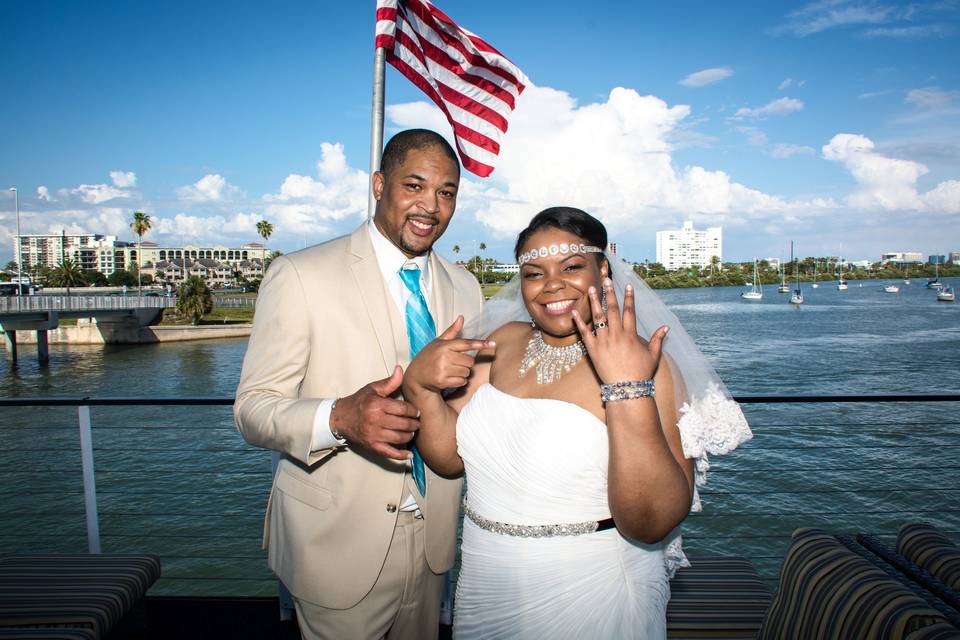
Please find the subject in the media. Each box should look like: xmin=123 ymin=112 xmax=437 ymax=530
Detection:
xmin=655 ymin=221 xmax=722 ymax=271
xmin=880 ymin=252 xmax=923 ymax=264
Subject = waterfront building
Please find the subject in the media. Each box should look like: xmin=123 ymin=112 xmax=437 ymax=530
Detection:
xmin=881 ymin=252 xmax=923 ymax=264
xmin=949 ymin=251 xmax=960 ymax=264
xmin=13 ymin=232 xmax=269 ymax=284
xmin=656 ymin=221 xmax=721 ymax=271
xmin=764 ymin=257 xmax=781 ymax=269
xmin=489 ymin=263 xmax=519 ymax=274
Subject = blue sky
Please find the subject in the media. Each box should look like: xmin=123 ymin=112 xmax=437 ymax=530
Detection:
xmin=2 ymin=0 xmax=959 ymax=265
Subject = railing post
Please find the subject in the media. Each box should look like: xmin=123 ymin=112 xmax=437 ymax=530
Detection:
xmin=78 ymin=405 xmax=102 ymax=553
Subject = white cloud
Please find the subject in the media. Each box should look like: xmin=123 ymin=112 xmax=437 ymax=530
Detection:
xmin=820 ymin=133 xmax=960 ymax=211
xmin=778 ymin=78 xmax=794 ymax=90
xmin=735 ymin=97 xmax=804 ymax=119
xmin=261 ymin=142 xmax=369 ymax=231
xmin=71 ymin=183 xmax=132 ymax=204
xmin=176 ymin=174 xmax=241 ymax=203
xmin=905 ymin=86 xmax=960 ymax=110
xmin=773 ymin=143 xmax=816 ymax=159
xmin=863 ymin=24 xmax=953 ymax=38
xmin=110 ymin=170 xmax=137 ymax=188
xmin=37 ymin=186 xmax=52 ymax=202
xmin=679 ymin=67 xmax=734 ymax=87
xmin=735 ymin=126 xmax=769 ymax=147
xmin=923 ymin=180 xmax=960 ymax=213
xmin=774 ymin=1 xmax=898 ymax=37
xmin=385 ymin=85 xmax=829 ymax=239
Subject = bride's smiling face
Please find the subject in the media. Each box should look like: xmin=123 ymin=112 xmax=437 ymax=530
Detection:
xmin=519 ymin=227 xmax=609 ymax=345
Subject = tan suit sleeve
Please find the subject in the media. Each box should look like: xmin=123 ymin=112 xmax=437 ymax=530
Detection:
xmin=234 ymin=255 xmax=330 ymax=466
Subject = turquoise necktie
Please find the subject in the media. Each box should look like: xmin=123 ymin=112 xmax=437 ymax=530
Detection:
xmin=399 ymin=265 xmax=435 ymax=497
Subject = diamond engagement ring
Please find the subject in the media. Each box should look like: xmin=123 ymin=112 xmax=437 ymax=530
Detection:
xmin=593 ymin=320 xmax=608 ymax=330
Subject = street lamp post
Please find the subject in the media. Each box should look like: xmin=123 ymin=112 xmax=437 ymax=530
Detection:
xmin=8 ymin=188 xmax=22 ymax=310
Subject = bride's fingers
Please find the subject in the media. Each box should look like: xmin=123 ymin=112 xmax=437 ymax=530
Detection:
xmin=588 ymin=286 xmax=605 ymax=329
xmin=603 ymin=279 xmax=623 ymax=331
xmin=570 ymin=309 xmax=596 ymax=349
xmin=622 ymin=284 xmax=637 ymax=334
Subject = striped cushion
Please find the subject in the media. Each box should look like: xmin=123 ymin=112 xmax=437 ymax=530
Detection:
xmin=666 ymin=556 xmax=772 ymax=639
xmin=899 ymin=523 xmax=960 ymax=593
xmin=0 ymin=630 xmax=98 ymax=640
xmin=0 ymin=554 xmax=160 ymax=639
xmin=757 ymin=528 xmax=953 ymax=640
xmin=859 ymin=534 xmax=960 ymax=618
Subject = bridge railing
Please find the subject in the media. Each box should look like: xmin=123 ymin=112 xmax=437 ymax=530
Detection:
xmin=0 ymin=394 xmax=957 ymax=595
xmin=0 ymin=295 xmax=174 ymax=313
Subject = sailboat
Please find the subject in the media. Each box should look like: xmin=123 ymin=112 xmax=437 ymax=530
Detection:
xmin=837 ymin=258 xmax=848 ymax=290
xmin=938 ymin=286 xmax=956 ymax=302
xmin=904 ymin=266 xmax=910 ymax=285
xmin=741 ymin=259 xmax=763 ymax=301
xmin=811 ymin=260 xmax=819 ymax=288
xmin=790 ymin=242 xmax=803 ymax=304
xmin=777 ymin=261 xmax=790 ymax=293
xmin=927 ymin=260 xmax=944 ymax=289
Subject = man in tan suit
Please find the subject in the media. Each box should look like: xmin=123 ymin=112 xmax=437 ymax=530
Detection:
xmin=235 ymin=129 xmax=483 ymax=639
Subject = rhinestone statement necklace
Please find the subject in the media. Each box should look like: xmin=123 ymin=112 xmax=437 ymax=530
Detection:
xmin=518 ymin=330 xmax=586 ymax=384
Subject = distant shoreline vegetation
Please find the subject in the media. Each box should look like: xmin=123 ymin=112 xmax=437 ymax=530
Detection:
xmin=463 ymin=259 xmax=960 ymax=292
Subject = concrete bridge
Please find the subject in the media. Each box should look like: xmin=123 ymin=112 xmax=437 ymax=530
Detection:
xmin=0 ymin=295 xmax=174 ymax=364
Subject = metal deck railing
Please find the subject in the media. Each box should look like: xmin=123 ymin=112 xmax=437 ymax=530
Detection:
xmin=1 ymin=394 xmax=958 ymax=594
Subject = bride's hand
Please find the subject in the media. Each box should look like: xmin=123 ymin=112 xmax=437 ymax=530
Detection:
xmin=403 ymin=315 xmax=495 ymax=394
xmin=571 ymin=278 xmax=668 ymax=384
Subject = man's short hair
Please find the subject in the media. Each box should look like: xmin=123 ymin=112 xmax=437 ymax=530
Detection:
xmin=379 ymin=129 xmax=460 ymax=178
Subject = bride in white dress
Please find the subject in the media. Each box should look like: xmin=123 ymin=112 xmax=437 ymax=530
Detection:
xmin=403 ymin=207 xmax=751 ymax=639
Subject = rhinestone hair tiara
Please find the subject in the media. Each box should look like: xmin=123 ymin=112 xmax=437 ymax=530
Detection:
xmin=518 ymin=243 xmax=603 ymax=266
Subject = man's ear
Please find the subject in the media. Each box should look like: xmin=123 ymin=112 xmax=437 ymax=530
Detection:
xmin=372 ymin=171 xmax=385 ymax=201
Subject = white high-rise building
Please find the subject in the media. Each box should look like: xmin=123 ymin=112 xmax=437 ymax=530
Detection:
xmin=655 ymin=221 xmax=722 ymax=271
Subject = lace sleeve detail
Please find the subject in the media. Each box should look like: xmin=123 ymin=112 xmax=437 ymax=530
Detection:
xmin=676 ymin=383 xmax=752 ymax=512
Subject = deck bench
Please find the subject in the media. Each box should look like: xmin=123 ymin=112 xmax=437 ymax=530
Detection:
xmin=667 ymin=556 xmax=773 ymax=639
xmin=0 ymin=554 xmax=161 ymax=640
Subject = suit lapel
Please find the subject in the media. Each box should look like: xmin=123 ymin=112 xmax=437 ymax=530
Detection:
xmin=349 ymin=226 xmax=399 ymax=373
xmin=429 ymin=252 xmax=455 ymax=334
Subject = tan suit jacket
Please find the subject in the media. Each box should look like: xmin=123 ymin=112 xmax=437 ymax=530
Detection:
xmin=234 ymin=224 xmax=483 ymax=608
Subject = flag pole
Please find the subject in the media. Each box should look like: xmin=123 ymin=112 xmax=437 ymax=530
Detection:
xmin=368 ymin=46 xmax=386 ymax=220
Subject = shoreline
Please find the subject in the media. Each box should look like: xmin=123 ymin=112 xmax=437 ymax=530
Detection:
xmin=13 ymin=321 xmax=252 ymax=345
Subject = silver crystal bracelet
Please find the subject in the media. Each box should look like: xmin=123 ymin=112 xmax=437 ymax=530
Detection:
xmin=600 ymin=379 xmax=655 ymax=402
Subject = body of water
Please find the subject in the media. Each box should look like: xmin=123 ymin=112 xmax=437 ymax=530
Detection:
xmin=1 ymin=278 xmax=958 ymax=592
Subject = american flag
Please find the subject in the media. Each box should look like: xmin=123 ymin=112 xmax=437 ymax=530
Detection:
xmin=375 ymin=0 xmax=528 ymax=177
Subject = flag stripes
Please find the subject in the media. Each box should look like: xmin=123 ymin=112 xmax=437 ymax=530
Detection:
xmin=375 ymin=0 xmax=527 ymax=177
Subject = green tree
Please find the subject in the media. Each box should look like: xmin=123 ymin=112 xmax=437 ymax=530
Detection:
xmin=108 ymin=270 xmax=138 ymax=287
xmin=130 ymin=211 xmax=152 ymax=295
xmin=84 ymin=270 xmax=108 ymax=287
xmin=3 ymin=261 xmax=16 ymax=272
xmin=257 ymin=219 xmax=274 ymax=256
xmin=478 ymin=242 xmax=487 ymax=287
xmin=264 ymin=249 xmax=282 ymax=273
xmin=176 ymin=276 xmax=214 ymax=325
xmin=452 ymin=245 xmax=461 ymax=259
xmin=49 ymin=258 xmax=86 ymax=295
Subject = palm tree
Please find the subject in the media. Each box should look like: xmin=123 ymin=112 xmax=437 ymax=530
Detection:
xmin=478 ymin=242 xmax=487 ymax=288
xmin=452 ymin=245 xmax=461 ymax=260
xmin=176 ymin=276 xmax=214 ymax=325
xmin=130 ymin=211 xmax=152 ymax=295
xmin=50 ymin=258 xmax=86 ymax=296
xmin=256 ymin=220 xmax=274 ymax=261
xmin=709 ymin=255 xmax=720 ymax=277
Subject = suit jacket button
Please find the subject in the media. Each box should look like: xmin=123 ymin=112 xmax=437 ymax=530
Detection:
xmin=386 ymin=504 xmax=397 ymax=513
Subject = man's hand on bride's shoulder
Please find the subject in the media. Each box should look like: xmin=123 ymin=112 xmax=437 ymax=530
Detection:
xmin=403 ymin=315 xmax=496 ymax=394
xmin=572 ymin=278 xmax=668 ymax=384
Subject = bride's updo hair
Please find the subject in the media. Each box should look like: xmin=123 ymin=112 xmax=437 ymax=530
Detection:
xmin=514 ymin=207 xmax=608 ymax=266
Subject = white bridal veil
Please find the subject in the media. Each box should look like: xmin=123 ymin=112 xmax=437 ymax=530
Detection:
xmin=466 ymin=251 xmax=753 ymax=575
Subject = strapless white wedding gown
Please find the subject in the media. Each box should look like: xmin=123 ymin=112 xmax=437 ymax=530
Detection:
xmin=453 ymin=383 xmax=670 ymax=639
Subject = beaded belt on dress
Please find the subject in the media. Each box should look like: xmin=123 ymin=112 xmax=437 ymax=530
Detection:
xmin=463 ymin=501 xmax=616 ymax=538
